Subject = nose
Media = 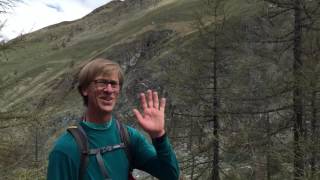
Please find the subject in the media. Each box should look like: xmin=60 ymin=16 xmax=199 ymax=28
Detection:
xmin=104 ymin=83 xmax=113 ymax=92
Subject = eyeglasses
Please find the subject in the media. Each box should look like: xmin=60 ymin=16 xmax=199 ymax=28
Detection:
xmin=92 ymin=79 xmax=120 ymax=90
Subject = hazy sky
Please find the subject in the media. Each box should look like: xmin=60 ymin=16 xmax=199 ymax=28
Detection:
xmin=0 ymin=0 xmax=112 ymax=41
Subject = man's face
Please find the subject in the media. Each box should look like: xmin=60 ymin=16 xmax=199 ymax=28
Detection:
xmin=82 ymin=72 xmax=120 ymax=114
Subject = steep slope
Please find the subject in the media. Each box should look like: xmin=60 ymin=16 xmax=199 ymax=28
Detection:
xmin=0 ymin=0 xmax=202 ymax=178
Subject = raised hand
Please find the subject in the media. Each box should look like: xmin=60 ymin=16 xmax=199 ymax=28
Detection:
xmin=133 ymin=90 xmax=166 ymax=138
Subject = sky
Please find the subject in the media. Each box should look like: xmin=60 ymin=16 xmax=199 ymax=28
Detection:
xmin=0 ymin=0 xmax=112 ymax=41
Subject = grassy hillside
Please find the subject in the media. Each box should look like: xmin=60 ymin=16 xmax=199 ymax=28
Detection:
xmin=0 ymin=0 xmax=208 ymax=178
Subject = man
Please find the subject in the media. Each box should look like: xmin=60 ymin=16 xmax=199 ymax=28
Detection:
xmin=47 ymin=58 xmax=179 ymax=180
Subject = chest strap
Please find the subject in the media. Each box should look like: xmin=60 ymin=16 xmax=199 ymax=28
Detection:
xmin=88 ymin=143 xmax=125 ymax=155
xmin=89 ymin=143 xmax=126 ymax=180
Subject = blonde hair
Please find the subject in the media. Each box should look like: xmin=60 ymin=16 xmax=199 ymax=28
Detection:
xmin=77 ymin=58 xmax=124 ymax=106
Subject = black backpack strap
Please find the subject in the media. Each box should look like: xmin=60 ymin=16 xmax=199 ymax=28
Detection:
xmin=115 ymin=119 xmax=133 ymax=171
xmin=68 ymin=124 xmax=112 ymax=180
xmin=68 ymin=120 xmax=132 ymax=180
xmin=96 ymin=152 xmax=111 ymax=180
xmin=67 ymin=125 xmax=90 ymax=180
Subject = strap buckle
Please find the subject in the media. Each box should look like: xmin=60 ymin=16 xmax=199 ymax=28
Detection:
xmin=102 ymin=146 xmax=113 ymax=152
xmin=81 ymin=150 xmax=89 ymax=155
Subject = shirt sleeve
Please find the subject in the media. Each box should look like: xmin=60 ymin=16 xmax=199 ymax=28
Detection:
xmin=129 ymin=128 xmax=180 ymax=180
xmin=47 ymin=150 xmax=78 ymax=180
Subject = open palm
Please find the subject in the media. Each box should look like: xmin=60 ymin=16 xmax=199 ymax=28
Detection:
xmin=133 ymin=90 xmax=166 ymax=138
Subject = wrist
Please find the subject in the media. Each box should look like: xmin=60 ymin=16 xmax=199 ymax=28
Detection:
xmin=152 ymin=132 xmax=167 ymax=144
xmin=150 ymin=129 xmax=166 ymax=139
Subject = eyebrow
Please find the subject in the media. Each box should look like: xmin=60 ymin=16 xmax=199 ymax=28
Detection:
xmin=93 ymin=79 xmax=119 ymax=84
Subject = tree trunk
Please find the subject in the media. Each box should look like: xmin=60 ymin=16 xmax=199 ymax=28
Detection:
xmin=211 ymin=2 xmax=219 ymax=179
xmin=293 ymin=0 xmax=304 ymax=179
xmin=266 ymin=113 xmax=271 ymax=180
xmin=310 ymin=89 xmax=317 ymax=178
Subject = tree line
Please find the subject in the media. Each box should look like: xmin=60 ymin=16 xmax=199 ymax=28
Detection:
xmin=164 ymin=0 xmax=320 ymax=179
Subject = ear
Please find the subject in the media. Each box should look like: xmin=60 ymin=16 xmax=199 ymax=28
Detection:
xmin=82 ymin=88 xmax=88 ymax=96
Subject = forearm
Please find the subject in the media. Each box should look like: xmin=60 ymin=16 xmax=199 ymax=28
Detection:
xmin=142 ymin=134 xmax=180 ymax=180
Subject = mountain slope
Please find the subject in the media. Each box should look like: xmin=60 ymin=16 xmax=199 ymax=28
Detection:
xmin=0 ymin=0 xmax=204 ymax=178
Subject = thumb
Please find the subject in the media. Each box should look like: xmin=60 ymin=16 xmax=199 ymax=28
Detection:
xmin=133 ymin=109 xmax=144 ymax=124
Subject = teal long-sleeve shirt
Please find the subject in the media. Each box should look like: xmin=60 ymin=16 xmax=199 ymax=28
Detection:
xmin=47 ymin=117 xmax=179 ymax=180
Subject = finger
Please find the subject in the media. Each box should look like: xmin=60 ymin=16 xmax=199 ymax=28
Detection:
xmin=153 ymin=91 xmax=159 ymax=109
xmin=140 ymin=93 xmax=147 ymax=110
xmin=133 ymin=109 xmax=144 ymax=124
xmin=159 ymin=98 xmax=166 ymax=112
xmin=147 ymin=90 xmax=153 ymax=108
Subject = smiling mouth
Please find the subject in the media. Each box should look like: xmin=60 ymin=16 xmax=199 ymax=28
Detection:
xmin=100 ymin=96 xmax=113 ymax=102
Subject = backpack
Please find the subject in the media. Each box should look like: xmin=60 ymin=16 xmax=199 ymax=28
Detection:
xmin=67 ymin=119 xmax=135 ymax=180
